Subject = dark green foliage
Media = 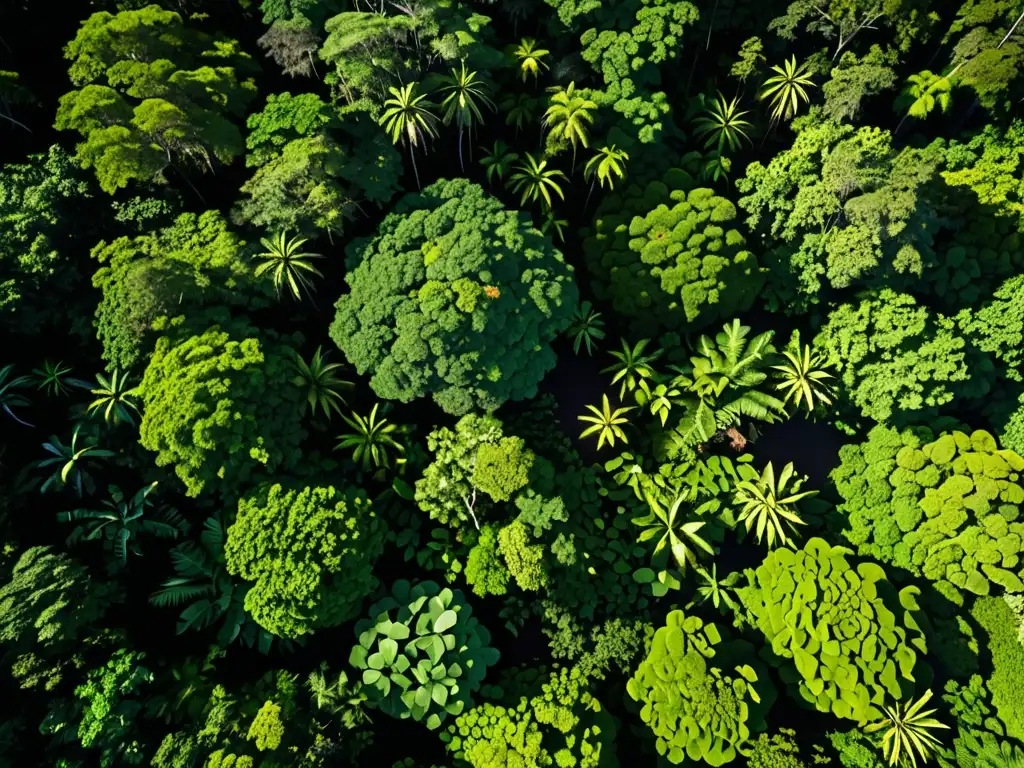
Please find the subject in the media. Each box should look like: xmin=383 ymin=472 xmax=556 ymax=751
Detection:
xmin=833 ymin=425 xmax=1024 ymax=599
xmin=55 ymin=6 xmax=258 ymax=193
xmin=583 ymin=165 xmax=763 ymax=333
xmin=738 ymin=538 xmax=928 ymax=724
xmin=225 ymin=483 xmax=385 ymax=639
xmin=349 ymin=580 xmax=499 ymax=730
xmin=137 ymin=320 xmax=306 ymax=497
xmin=747 ymin=728 xmax=831 ymax=768
xmin=330 ymin=178 xmax=578 ymax=415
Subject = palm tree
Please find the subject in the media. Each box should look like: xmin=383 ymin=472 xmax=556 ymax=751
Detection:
xmin=543 ymin=82 xmax=597 ymax=170
xmin=634 ymin=488 xmax=715 ymax=574
xmin=693 ymin=564 xmax=743 ymax=619
xmin=335 ymin=403 xmax=406 ymax=471
xmin=291 ymin=347 xmax=353 ymax=422
xmin=34 ymin=424 xmax=115 ymax=496
xmin=895 ymin=71 xmax=953 ymax=132
xmin=602 ymin=338 xmax=662 ymax=400
xmin=255 ymin=231 xmax=325 ymax=302
xmin=508 ymin=153 xmax=567 ymax=211
xmin=501 ymin=93 xmax=538 ymax=135
xmin=578 ymin=394 xmax=633 ymax=450
xmin=759 ymin=56 xmax=816 ymax=123
xmin=85 ymin=369 xmax=142 ymax=426
xmin=863 ymin=690 xmax=950 ymax=768
xmin=540 ymin=210 xmax=569 ymax=243
xmin=567 ymin=301 xmax=606 ymax=356
xmin=32 ymin=360 xmax=77 ymax=397
xmin=692 ymin=93 xmax=754 ymax=154
xmin=0 ymin=364 xmax=33 ymax=426
xmin=379 ymin=81 xmax=439 ymax=189
xmin=733 ymin=461 xmax=816 ymax=548
xmin=772 ymin=341 xmax=834 ymax=414
xmin=438 ymin=63 xmax=496 ymax=171
xmin=480 ymin=140 xmax=519 ymax=185
xmin=514 ymin=38 xmax=550 ymax=83
xmin=584 ymin=145 xmax=629 ymax=191
xmin=59 ymin=482 xmax=186 ymax=567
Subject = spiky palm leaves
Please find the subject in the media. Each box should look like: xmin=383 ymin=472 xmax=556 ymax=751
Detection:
xmin=438 ymin=64 xmax=496 ymax=171
xmin=291 ymin=346 xmax=353 ymax=421
xmin=514 ymin=38 xmax=550 ymax=83
xmin=578 ymin=394 xmax=633 ymax=450
xmin=602 ymin=338 xmax=663 ymax=400
xmin=772 ymin=342 xmax=834 ymax=414
xmin=508 ymin=152 xmax=567 ymax=211
xmin=584 ymin=145 xmax=629 ymax=190
xmin=634 ymin=488 xmax=715 ymax=575
xmin=480 ymin=140 xmax=518 ymax=184
xmin=863 ymin=690 xmax=949 ymax=768
xmin=33 ymin=360 xmax=76 ymax=396
xmin=759 ymin=56 xmax=816 ymax=123
xmin=255 ymin=231 xmax=324 ymax=301
xmin=85 ymin=369 xmax=142 ymax=426
xmin=543 ymin=81 xmax=596 ymax=169
xmin=0 ymin=364 xmax=33 ymax=426
xmin=34 ymin=424 xmax=115 ymax=496
xmin=692 ymin=93 xmax=754 ymax=154
xmin=567 ymin=301 xmax=606 ymax=356
xmin=733 ymin=461 xmax=816 ymax=548
xmin=335 ymin=403 xmax=406 ymax=471
xmin=380 ymin=81 xmax=439 ymax=189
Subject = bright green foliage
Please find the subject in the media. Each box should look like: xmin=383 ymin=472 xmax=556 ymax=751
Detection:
xmin=627 ymin=610 xmax=774 ymax=765
xmin=244 ymin=92 xmax=339 ymax=168
xmin=584 ymin=166 xmax=763 ymax=332
xmin=814 ymin=290 xmax=977 ymax=424
xmin=444 ymin=666 xmax=616 ymax=768
xmin=225 ymin=483 xmax=384 ymax=639
xmin=55 ymin=6 xmax=258 ymax=193
xmin=0 ymin=547 xmax=115 ymax=654
xmin=348 ymin=580 xmax=499 ymax=730
xmin=84 ymin=369 xmax=141 ymax=427
xmin=336 ymin=403 xmax=407 ymax=471
xmin=746 ymin=727 xmax=831 ymax=768
xmin=73 ymin=649 xmax=153 ymax=767
xmin=960 ymin=275 xmax=1024 ymax=382
xmin=772 ymin=332 xmax=835 ymax=414
xmin=759 ymin=56 xmax=816 ymax=123
xmin=464 ymin=525 xmax=510 ymax=598
xmin=833 ymin=425 xmax=1024 ymax=598
xmin=254 ymin=231 xmax=324 ymax=302
xmin=738 ymin=538 xmax=928 ymax=724
xmin=330 ymin=178 xmax=578 ymax=415
xmin=91 ymin=210 xmax=264 ymax=371
xmin=862 ymin=689 xmax=950 ymax=768
xmin=0 ymin=146 xmax=92 ymax=335
xmin=736 ymin=117 xmax=945 ymax=306
xmin=578 ymin=394 xmax=634 ymax=450
xmin=971 ymin=597 xmax=1024 ymax=742
xmin=416 ymin=415 xmax=534 ymax=528
xmin=896 ymin=70 xmax=954 ymax=122
xmin=944 ymin=122 xmax=1024 ymax=228
xmin=247 ymin=701 xmax=284 ymax=751
xmin=138 ymin=320 xmax=306 ymax=497
xmin=945 ymin=0 xmax=1024 ymax=110
xmin=733 ymin=461 xmax=816 ymax=549
xmin=498 ymin=519 xmax=548 ymax=591
xmin=823 ymin=47 xmax=897 ymax=123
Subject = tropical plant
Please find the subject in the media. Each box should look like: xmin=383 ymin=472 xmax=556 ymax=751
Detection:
xmin=85 ymin=369 xmax=142 ymax=426
xmin=307 ymin=665 xmax=370 ymax=728
xmin=34 ymin=424 xmax=115 ymax=496
xmin=700 ymin=151 xmax=733 ymax=184
xmin=514 ymin=38 xmax=550 ymax=83
xmin=58 ymin=482 xmax=186 ymax=567
xmin=692 ymin=93 xmax=754 ymax=154
xmin=540 ymin=210 xmax=569 ymax=242
xmin=290 ymin=346 xmax=352 ymax=421
xmin=602 ymin=338 xmax=662 ymax=399
xmin=638 ymin=380 xmax=683 ymax=427
xmin=772 ymin=340 xmax=834 ymax=414
xmin=862 ymin=690 xmax=950 ymax=768
xmin=438 ymin=64 xmax=496 ymax=171
xmin=895 ymin=70 xmax=953 ymax=126
xmin=634 ymin=488 xmax=715 ymax=577
xmin=578 ymin=394 xmax=633 ymax=450
xmin=543 ymin=81 xmax=597 ymax=169
xmin=759 ymin=56 xmax=816 ymax=123
xmin=32 ymin=360 xmax=77 ymax=396
xmin=507 ymin=152 xmax=567 ymax=210
xmin=479 ymin=140 xmax=518 ymax=184
xmin=567 ymin=300 xmax=606 ymax=355
xmin=335 ymin=403 xmax=406 ymax=471
xmin=584 ymin=145 xmax=629 ymax=191
xmin=0 ymin=364 xmax=33 ymax=426
xmin=150 ymin=516 xmax=280 ymax=652
xmin=254 ymin=230 xmax=324 ymax=301
xmin=733 ymin=461 xmax=816 ymax=549
xmin=693 ymin=564 xmax=743 ymax=618
xmin=501 ymin=92 xmax=538 ymax=134
xmin=348 ymin=580 xmax=499 ymax=729
xmin=379 ymin=81 xmax=439 ymax=189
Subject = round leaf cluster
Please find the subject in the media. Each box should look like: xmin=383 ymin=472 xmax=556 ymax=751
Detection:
xmin=583 ymin=168 xmax=763 ymax=333
xmin=224 ymin=483 xmax=385 ymax=639
xmin=626 ymin=610 xmax=773 ymax=766
xmin=349 ymin=580 xmax=499 ymax=730
xmin=739 ymin=538 xmax=927 ymax=724
xmin=834 ymin=426 xmax=1024 ymax=600
xmin=330 ymin=178 xmax=578 ymax=415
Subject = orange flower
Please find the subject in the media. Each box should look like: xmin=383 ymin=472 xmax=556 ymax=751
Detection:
xmin=484 ymin=285 xmax=501 ymax=299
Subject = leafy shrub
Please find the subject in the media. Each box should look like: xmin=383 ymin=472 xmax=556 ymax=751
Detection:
xmin=348 ymin=580 xmax=499 ymax=730
xmin=833 ymin=426 xmax=1024 ymax=599
xmin=971 ymin=597 xmax=1024 ymax=742
xmin=738 ymin=538 xmax=928 ymax=724
xmin=583 ymin=167 xmax=763 ymax=333
xmin=225 ymin=483 xmax=385 ymax=639
xmin=626 ymin=609 xmax=775 ymax=765
xmin=330 ymin=178 xmax=578 ymax=415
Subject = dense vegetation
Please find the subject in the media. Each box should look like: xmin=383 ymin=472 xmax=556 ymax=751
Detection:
xmin=2 ymin=0 xmax=1024 ymax=765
